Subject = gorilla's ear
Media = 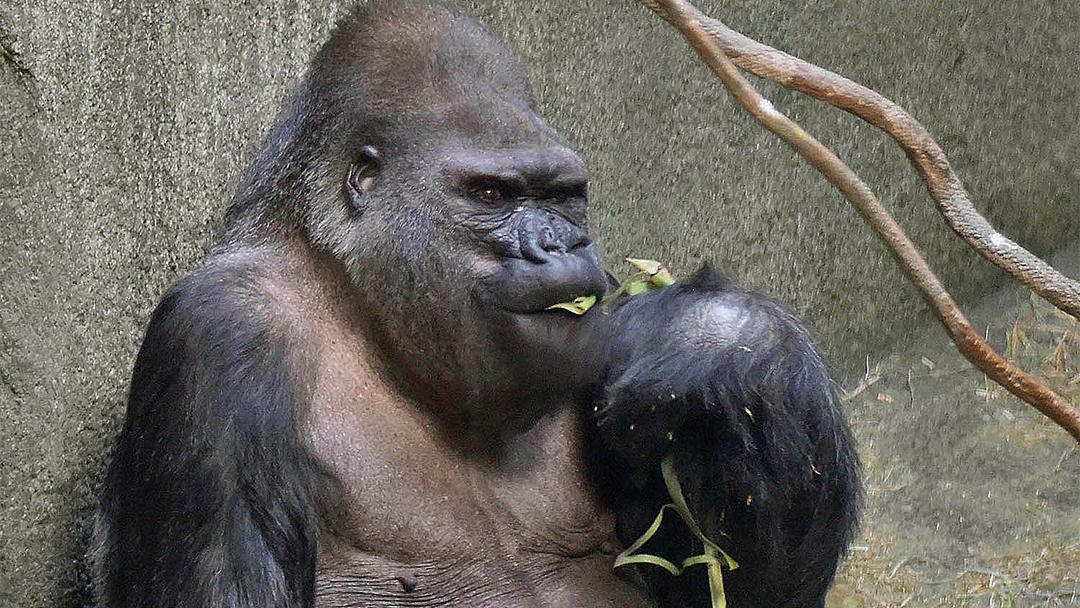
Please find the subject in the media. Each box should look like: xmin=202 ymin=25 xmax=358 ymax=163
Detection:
xmin=346 ymin=145 xmax=383 ymax=214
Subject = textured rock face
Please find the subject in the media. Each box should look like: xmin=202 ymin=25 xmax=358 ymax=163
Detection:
xmin=1 ymin=1 xmax=1077 ymax=606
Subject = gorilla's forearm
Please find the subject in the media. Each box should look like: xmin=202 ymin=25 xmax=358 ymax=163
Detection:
xmin=590 ymin=267 xmax=861 ymax=608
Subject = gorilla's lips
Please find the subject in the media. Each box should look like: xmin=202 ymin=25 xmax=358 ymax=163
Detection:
xmin=485 ymin=253 xmax=608 ymax=315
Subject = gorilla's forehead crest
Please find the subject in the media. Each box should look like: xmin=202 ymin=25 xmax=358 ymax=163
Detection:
xmin=312 ymin=0 xmax=547 ymax=147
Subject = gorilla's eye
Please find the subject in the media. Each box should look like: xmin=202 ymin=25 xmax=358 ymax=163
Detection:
xmin=474 ymin=186 xmax=504 ymax=204
xmin=464 ymin=175 xmax=521 ymax=205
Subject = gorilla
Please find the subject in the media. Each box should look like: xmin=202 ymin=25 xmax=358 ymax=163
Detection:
xmin=91 ymin=1 xmax=859 ymax=607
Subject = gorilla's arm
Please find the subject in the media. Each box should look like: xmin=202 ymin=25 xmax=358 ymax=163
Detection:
xmin=92 ymin=260 xmax=318 ymax=608
xmin=590 ymin=268 xmax=860 ymax=608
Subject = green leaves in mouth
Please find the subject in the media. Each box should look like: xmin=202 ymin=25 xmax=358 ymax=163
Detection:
xmin=543 ymin=258 xmax=675 ymax=316
xmin=544 ymin=294 xmax=598 ymax=315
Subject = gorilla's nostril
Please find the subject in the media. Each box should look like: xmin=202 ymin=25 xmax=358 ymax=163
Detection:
xmin=521 ymin=235 xmax=550 ymax=263
xmin=560 ymin=232 xmax=591 ymax=254
xmin=541 ymin=238 xmax=567 ymax=254
xmin=527 ymin=226 xmax=567 ymax=259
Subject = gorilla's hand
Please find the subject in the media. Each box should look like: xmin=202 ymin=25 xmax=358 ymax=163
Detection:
xmin=594 ymin=268 xmax=810 ymax=471
xmin=591 ymin=267 xmax=860 ymax=608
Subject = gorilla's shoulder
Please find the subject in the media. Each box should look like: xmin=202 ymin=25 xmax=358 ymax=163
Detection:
xmin=124 ymin=248 xmax=312 ymax=432
xmin=147 ymin=247 xmax=304 ymax=351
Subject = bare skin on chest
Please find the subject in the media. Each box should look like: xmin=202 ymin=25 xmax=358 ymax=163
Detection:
xmin=286 ymin=264 xmax=650 ymax=608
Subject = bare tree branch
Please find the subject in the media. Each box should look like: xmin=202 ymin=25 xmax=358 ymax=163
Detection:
xmin=644 ymin=0 xmax=1080 ymax=442
xmin=641 ymin=0 xmax=1080 ymax=320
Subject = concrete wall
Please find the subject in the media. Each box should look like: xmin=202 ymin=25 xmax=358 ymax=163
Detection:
xmin=1 ymin=0 xmax=1076 ymax=605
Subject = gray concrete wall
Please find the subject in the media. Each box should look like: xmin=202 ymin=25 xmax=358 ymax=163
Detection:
xmin=1 ymin=0 xmax=1076 ymax=605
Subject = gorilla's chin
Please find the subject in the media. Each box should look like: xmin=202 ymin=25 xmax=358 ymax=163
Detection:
xmin=482 ymin=253 xmax=608 ymax=315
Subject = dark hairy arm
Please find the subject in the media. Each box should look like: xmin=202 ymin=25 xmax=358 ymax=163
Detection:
xmin=589 ymin=268 xmax=860 ymax=608
xmin=91 ymin=260 xmax=319 ymax=608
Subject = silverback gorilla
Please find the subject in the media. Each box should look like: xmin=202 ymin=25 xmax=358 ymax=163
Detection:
xmin=91 ymin=1 xmax=860 ymax=607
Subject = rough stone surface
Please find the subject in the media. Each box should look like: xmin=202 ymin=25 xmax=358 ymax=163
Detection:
xmin=0 ymin=1 xmax=1077 ymax=606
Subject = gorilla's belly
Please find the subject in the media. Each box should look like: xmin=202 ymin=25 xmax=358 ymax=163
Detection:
xmin=314 ymin=549 xmax=652 ymax=608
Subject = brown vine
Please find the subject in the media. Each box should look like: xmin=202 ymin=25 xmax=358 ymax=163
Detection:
xmin=641 ymin=0 xmax=1080 ymax=320
xmin=644 ymin=0 xmax=1080 ymax=442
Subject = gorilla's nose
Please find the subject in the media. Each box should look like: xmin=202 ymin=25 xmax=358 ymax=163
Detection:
xmin=541 ymin=228 xmax=591 ymax=255
xmin=520 ymin=213 xmax=591 ymax=264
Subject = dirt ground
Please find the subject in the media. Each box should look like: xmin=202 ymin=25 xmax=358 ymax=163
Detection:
xmin=824 ymin=244 xmax=1080 ymax=608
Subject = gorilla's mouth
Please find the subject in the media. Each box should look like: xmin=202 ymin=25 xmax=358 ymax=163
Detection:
xmin=484 ymin=253 xmax=608 ymax=315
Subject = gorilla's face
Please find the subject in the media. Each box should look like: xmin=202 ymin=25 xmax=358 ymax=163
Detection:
xmin=337 ymin=136 xmax=608 ymax=418
xmin=439 ymin=146 xmax=606 ymax=315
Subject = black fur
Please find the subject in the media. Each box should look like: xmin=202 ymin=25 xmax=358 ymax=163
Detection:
xmin=594 ymin=268 xmax=860 ymax=608
xmin=91 ymin=256 xmax=319 ymax=608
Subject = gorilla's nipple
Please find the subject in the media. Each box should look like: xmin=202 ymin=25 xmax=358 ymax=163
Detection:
xmin=394 ymin=572 xmax=419 ymax=593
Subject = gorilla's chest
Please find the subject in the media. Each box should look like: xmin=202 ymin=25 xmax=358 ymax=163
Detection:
xmin=302 ymin=341 xmax=650 ymax=607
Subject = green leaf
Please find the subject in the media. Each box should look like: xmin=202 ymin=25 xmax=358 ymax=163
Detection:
xmin=650 ymin=267 xmax=675 ymax=287
xmin=613 ymin=453 xmax=738 ymax=608
xmin=626 ymin=257 xmax=664 ymax=275
xmin=625 ymin=279 xmax=652 ymax=296
xmin=545 ymin=294 xmax=598 ymax=315
xmin=626 ymin=257 xmax=675 ymax=288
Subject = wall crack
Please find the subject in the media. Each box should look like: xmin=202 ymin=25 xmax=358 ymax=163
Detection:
xmin=1 ymin=31 xmax=33 ymax=79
